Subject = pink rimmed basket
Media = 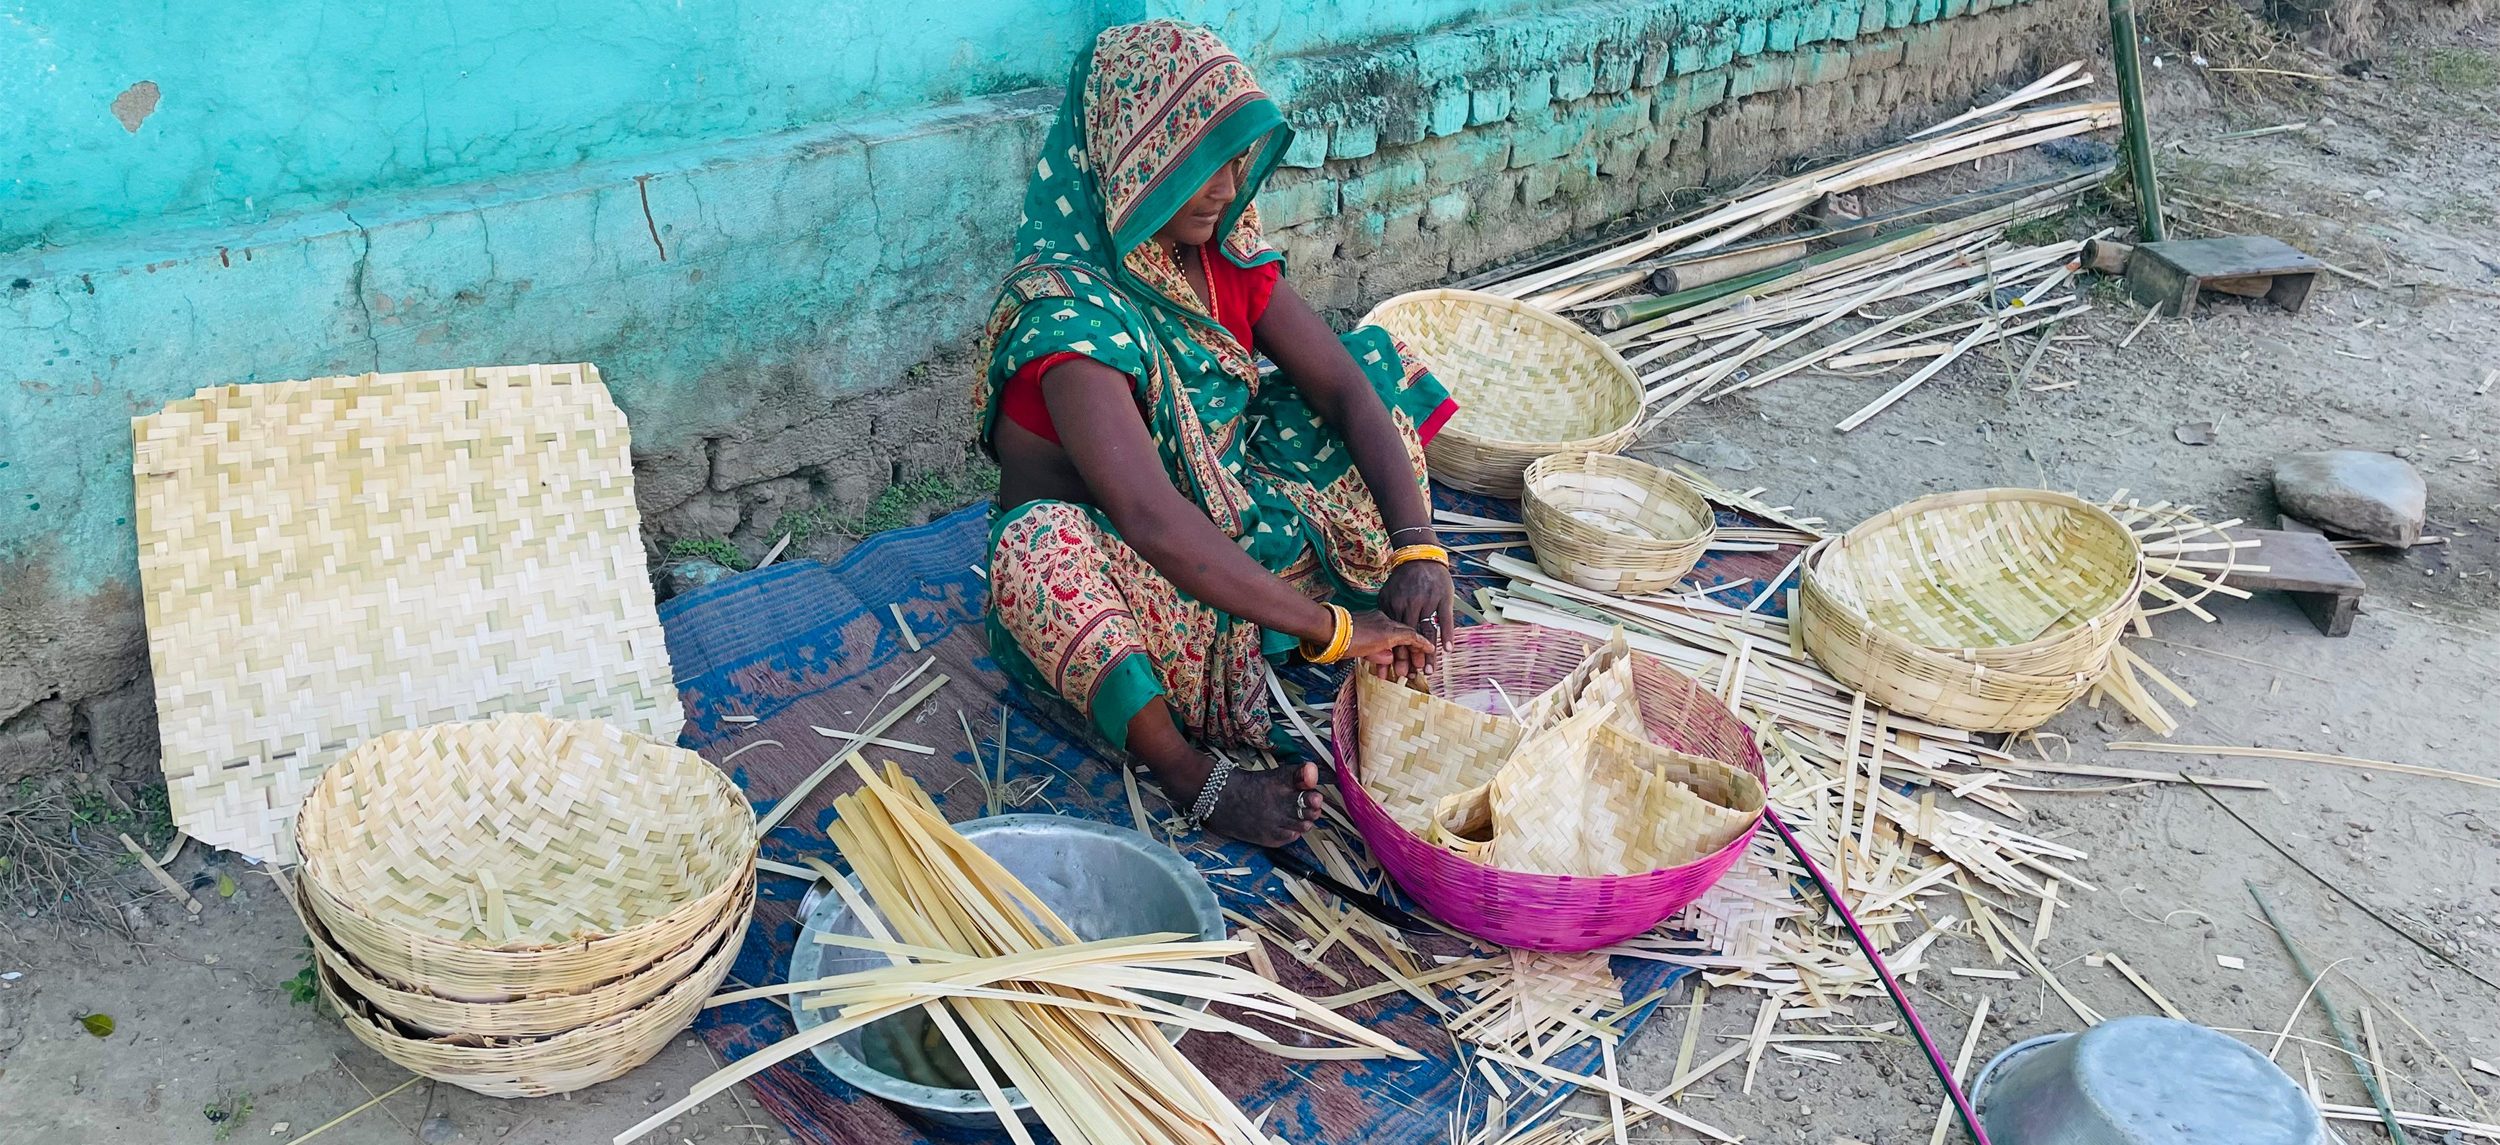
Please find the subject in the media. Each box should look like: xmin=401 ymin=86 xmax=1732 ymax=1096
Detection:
xmin=1333 ymin=623 xmax=1766 ymax=952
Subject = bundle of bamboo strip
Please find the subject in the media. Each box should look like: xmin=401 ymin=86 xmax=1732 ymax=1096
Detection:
xmin=1452 ymin=67 xmax=2132 ymax=436
xmin=1478 ymin=76 xmax=2113 ymax=309
xmin=621 ymin=761 xmax=1414 ymax=1145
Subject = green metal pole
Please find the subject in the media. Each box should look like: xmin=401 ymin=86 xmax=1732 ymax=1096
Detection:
xmin=2108 ymin=0 xmax=2167 ymax=242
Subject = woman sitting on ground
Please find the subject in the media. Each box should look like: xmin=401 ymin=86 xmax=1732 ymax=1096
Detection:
xmin=980 ymin=20 xmax=1458 ymax=847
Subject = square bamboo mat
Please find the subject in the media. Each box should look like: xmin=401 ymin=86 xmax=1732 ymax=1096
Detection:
xmin=132 ymin=363 xmax=683 ymax=862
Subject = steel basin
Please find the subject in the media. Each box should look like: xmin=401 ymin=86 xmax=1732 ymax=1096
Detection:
xmin=788 ymin=815 xmax=1224 ymax=1129
xmin=1972 ymin=1016 xmax=2328 ymax=1145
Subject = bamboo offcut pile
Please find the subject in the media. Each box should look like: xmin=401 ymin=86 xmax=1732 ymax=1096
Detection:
xmin=628 ymin=761 xmax=1413 ymax=1145
xmin=1467 ymin=66 xmax=2122 ymax=434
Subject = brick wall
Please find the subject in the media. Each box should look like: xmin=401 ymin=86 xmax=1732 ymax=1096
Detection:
xmin=1252 ymin=0 xmax=2097 ymax=316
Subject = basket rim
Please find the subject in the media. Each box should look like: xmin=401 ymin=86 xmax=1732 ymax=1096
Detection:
xmin=1801 ymin=487 xmax=2146 ymax=660
xmin=1522 ymin=451 xmax=1715 ymax=551
xmin=1334 ymin=626 xmax=1766 ymax=891
xmin=294 ymin=714 xmax=757 ymax=952
xmin=1360 ymin=287 xmax=1646 ymax=448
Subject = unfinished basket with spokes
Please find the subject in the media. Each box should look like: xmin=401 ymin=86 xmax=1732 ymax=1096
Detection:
xmin=1798 ymin=488 xmax=2146 ymax=732
xmin=1335 ymin=623 xmax=1765 ymax=952
xmin=1359 ymin=289 xmax=1643 ymax=497
xmin=295 ymin=713 xmax=756 ymax=1001
xmin=316 ymin=909 xmax=744 ymax=1098
xmin=1522 ymin=452 xmax=1716 ymax=594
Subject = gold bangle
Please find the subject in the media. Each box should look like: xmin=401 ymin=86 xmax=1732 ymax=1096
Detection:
xmin=1301 ymin=604 xmax=1353 ymax=664
xmin=1389 ymin=543 xmax=1451 ymax=570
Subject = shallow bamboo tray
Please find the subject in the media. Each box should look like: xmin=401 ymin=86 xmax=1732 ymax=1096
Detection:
xmin=1522 ymin=452 xmax=1715 ymax=594
xmin=317 ymin=911 xmax=744 ymax=1098
xmin=1359 ymin=289 xmax=1642 ymax=496
xmin=1799 ymin=489 xmax=2145 ymax=732
xmin=296 ymin=714 xmax=755 ymax=1001
xmin=312 ymin=874 xmax=753 ymax=1039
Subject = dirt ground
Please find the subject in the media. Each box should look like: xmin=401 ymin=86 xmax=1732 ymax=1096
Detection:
xmin=5 ymin=21 xmax=2496 ymax=1145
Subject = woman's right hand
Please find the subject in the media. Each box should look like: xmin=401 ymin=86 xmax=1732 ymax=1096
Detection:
xmin=1342 ymin=609 xmax=1435 ymax=676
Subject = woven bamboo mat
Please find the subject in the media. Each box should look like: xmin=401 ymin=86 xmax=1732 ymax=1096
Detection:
xmin=131 ymin=364 xmax=682 ymax=863
xmin=663 ymin=497 xmax=1731 ymax=1145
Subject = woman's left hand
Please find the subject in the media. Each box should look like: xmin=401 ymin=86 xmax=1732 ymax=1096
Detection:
xmin=1377 ymin=558 xmax=1456 ymax=678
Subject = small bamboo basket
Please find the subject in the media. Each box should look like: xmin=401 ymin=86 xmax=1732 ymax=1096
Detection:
xmin=1798 ymin=489 xmax=2146 ymax=733
xmin=316 ymin=913 xmax=744 ymax=1098
xmin=1522 ymin=452 xmax=1715 ymax=594
xmin=304 ymin=875 xmax=754 ymax=1039
xmin=295 ymin=714 xmax=757 ymax=1002
xmin=1359 ymin=289 xmax=1643 ymax=496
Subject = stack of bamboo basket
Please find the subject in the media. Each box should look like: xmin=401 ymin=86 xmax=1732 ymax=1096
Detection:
xmin=286 ymin=713 xmax=757 ymax=1097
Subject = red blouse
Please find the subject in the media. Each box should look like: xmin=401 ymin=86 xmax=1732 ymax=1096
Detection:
xmin=997 ymin=256 xmax=1281 ymax=445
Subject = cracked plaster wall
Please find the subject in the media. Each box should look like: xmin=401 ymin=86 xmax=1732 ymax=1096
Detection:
xmin=0 ymin=0 xmax=2089 ymax=787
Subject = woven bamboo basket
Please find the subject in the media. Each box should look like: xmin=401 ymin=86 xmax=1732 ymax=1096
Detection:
xmin=307 ymin=874 xmax=754 ymax=1039
xmin=1798 ymin=489 xmax=2147 ymax=733
xmin=316 ymin=909 xmax=744 ymax=1098
xmin=1522 ymin=452 xmax=1716 ymax=594
xmin=1359 ymin=289 xmax=1643 ymax=496
xmin=1335 ymin=624 xmax=1765 ymax=952
xmin=295 ymin=714 xmax=756 ymax=1002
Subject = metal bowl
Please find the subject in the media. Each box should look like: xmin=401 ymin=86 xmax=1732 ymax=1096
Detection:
xmin=1972 ymin=1016 xmax=2329 ymax=1145
xmin=787 ymin=815 xmax=1225 ymax=1128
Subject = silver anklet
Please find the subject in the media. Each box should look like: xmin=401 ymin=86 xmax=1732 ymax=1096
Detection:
xmin=1178 ymin=755 xmax=1237 ymax=833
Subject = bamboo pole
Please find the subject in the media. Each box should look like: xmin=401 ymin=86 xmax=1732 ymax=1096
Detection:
xmin=2108 ymin=0 xmax=2167 ymax=242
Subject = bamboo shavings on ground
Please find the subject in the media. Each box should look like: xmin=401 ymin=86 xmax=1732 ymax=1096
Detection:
xmin=627 ymin=761 xmax=1412 ymax=1145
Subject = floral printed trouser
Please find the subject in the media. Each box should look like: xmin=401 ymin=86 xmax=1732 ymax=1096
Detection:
xmin=984 ymin=354 xmax=1445 ymax=752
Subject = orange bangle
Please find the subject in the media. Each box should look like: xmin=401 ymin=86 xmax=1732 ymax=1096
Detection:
xmin=1389 ymin=544 xmax=1450 ymax=570
xmin=1300 ymin=604 xmax=1353 ymax=664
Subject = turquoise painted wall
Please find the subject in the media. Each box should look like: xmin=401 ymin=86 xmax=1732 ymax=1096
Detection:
xmin=1160 ymin=0 xmax=1541 ymax=60
xmin=1 ymin=1 xmax=1099 ymax=252
xmin=1 ymin=0 xmax=2075 ymax=754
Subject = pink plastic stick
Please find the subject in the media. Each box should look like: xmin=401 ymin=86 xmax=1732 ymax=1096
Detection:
xmin=1762 ymin=807 xmax=1994 ymax=1145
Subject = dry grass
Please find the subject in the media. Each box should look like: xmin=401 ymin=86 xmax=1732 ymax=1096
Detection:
xmin=2141 ymin=0 xmax=2323 ymax=103
xmin=0 ymin=779 xmax=175 ymax=918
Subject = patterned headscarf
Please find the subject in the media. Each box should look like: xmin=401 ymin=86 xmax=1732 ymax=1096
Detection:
xmin=978 ymin=20 xmax=1303 ymax=562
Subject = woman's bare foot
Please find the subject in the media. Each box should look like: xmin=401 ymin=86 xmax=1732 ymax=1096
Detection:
xmin=1191 ymin=759 xmax=1323 ymax=847
xmin=1125 ymin=700 xmax=1322 ymax=847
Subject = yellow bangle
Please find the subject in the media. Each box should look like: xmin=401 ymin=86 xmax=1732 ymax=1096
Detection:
xmin=1301 ymin=604 xmax=1353 ymax=664
xmin=1389 ymin=543 xmax=1450 ymax=570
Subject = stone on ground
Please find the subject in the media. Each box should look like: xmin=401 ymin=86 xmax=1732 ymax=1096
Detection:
xmin=2272 ymin=449 xmax=2426 ymax=547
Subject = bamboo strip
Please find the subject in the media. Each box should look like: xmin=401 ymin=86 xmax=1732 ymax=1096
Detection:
xmin=1927 ymin=996 xmax=1990 ymax=1145
xmin=2108 ymin=743 xmax=2500 ymax=790
xmin=755 ymin=675 xmax=949 ymax=837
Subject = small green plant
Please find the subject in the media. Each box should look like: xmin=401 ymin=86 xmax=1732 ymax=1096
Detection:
xmin=777 ymin=462 xmax=1003 ymax=544
xmin=2002 ymin=216 xmax=2069 ymax=247
xmin=203 ymin=1092 xmax=252 ymax=1141
xmin=282 ymin=948 xmax=320 ymax=1007
xmin=2427 ymin=48 xmax=2499 ymax=93
xmin=667 ymin=537 xmax=750 ymax=570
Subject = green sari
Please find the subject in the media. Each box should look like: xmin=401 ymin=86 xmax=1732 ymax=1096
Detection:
xmin=979 ymin=20 xmax=1452 ymax=751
